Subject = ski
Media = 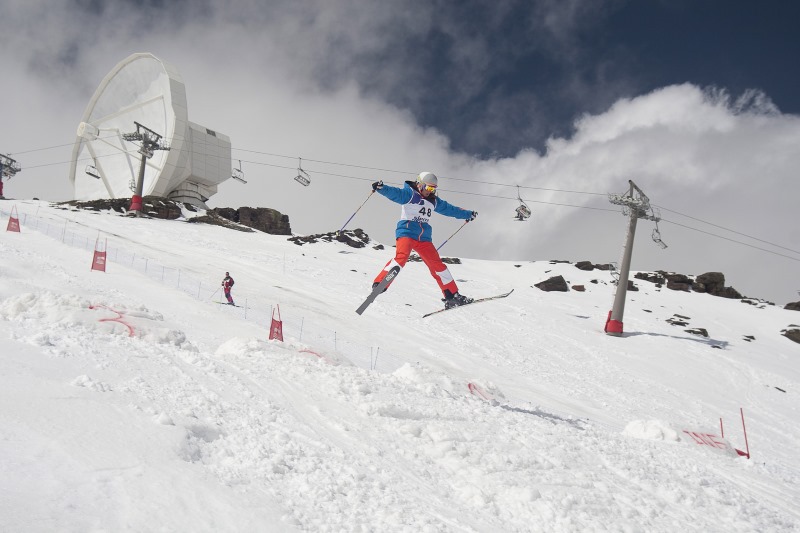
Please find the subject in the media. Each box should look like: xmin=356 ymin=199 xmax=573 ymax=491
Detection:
xmin=422 ymin=289 xmax=514 ymax=318
xmin=356 ymin=265 xmax=401 ymax=315
xmin=214 ymin=301 xmax=241 ymax=307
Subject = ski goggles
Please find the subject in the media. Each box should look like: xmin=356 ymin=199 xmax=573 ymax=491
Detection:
xmin=421 ymin=183 xmax=437 ymax=193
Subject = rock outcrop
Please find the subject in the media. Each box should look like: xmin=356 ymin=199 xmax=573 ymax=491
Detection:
xmin=535 ymin=275 xmax=570 ymax=292
xmin=782 ymin=328 xmax=800 ymax=344
xmin=212 ymin=206 xmax=291 ymax=235
xmin=289 ymin=228 xmax=371 ymax=248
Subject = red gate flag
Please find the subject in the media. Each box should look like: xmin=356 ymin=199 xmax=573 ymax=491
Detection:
xmin=91 ymin=237 xmax=107 ymax=272
xmin=269 ymin=304 xmax=283 ymax=341
xmin=6 ymin=205 xmax=20 ymax=232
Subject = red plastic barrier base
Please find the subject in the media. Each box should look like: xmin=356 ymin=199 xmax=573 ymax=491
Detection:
xmin=130 ymin=195 xmax=143 ymax=212
xmin=604 ymin=311 xmax=624 ymax=335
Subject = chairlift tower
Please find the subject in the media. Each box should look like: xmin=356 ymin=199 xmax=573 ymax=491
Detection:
xmin=604 ymin=180 xmax=667 ymax=336
xmin=0 ymin=154 xmax=22 ymax=199
xmin=122 ymin=122 xmax=170 ymax=215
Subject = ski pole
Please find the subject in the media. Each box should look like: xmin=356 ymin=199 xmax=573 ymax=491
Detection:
xmin=209 ymin=286 xmax=220 ymax=300
xmin=437 ymin=219 xmax=470 ymax=251
xmin=338 ymin=190 xmax=375 ymax=234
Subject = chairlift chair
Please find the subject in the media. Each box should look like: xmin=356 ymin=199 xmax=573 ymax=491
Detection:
xmin=294 ymin=157 xmax=311 ymax=186
xmin=231 ymin=160 xmax=247 ymax=183
xmin=514 ymin=185 xmax=531 ymax=220
xmin=651 ymin=227 xmax=668 ymax=249
xmin=85 ymin=164 xmax=101 ymax=180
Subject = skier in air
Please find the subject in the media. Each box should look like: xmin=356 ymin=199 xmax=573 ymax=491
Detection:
xmin=222 ymin=272 xmax=235 ymax=305
xmin=371 ymin=171 xmax=478 ymax=309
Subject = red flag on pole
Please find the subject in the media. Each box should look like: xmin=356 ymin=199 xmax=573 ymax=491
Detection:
xmin=91 ymin=237 xmax=107 ymax=272
xmin=6 ymin=205 xmax=20 ymax=232
xmin=269 ymin=304 xmax=283 ymax=341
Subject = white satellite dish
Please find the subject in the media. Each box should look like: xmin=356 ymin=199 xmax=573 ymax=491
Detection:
xmin=69 ymin=52 xmax=234 ymax=208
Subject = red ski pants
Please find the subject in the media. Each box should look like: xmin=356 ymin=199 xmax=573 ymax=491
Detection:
xmin=373 ymin=237 xmax=458 ymax=296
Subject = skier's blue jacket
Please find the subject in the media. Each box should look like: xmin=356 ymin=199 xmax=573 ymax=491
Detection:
xmin=377 ymin=181 xmax=472 ymax=242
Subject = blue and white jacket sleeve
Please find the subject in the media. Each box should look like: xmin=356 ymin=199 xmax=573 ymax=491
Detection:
xmin=434 ymin=197 xmax=472 ymax=220
xmin=377 ymin=183 xmax=412 ymax=204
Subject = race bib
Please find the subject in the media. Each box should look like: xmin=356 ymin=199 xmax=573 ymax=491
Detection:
xmin=400 ymin=192 xmax=434 ymax=224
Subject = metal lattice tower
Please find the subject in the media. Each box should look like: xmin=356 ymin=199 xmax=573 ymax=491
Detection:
xmin=0 ymin=154 xmax=22 ymax=199
xmin=122 ymin=122 xmax=170 ymax=215
xmin=0 ymin=154 xmax=21 ymax=179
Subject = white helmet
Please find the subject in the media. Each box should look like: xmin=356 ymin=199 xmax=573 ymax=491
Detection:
xmin=416 ymin=171 xmax=438 ymax=188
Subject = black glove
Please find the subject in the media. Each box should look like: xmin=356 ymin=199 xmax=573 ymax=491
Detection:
xmin=469 ymin=211 xmax=478 ymax=222
xmin=372 ymin=180 xmax=383 ymax=191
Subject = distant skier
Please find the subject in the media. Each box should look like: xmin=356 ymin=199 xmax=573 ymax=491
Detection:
xmin=371 ymin=172 xmax=477 ymax=309
xmin=222 ymin=272 xmax=235 ymax=305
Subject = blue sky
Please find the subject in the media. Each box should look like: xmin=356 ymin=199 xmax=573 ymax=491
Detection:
xmin=226 ymin=0 xmax=797 ymax=159
xmin=350 ymin=0 xmax=800 ymax=158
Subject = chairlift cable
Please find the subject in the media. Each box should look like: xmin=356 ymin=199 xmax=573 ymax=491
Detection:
xmin=660 ymin=219 xmax=800 ymax=262
xmin=654 ymin=204 xmax=800 ymax=256
xmin=11 ymin=140 xmax=799 ymax=260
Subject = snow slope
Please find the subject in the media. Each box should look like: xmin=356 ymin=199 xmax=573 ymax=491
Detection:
xmin=1 ymin=199 xmax=798 ymax=532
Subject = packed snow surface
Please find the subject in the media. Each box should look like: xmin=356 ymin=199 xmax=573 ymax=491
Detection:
xmin=1 ymin=200 xmax=798 ymax=532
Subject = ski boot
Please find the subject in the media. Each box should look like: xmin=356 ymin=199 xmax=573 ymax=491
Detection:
xmin=371 ymin=282 xmax=388 ymax=293
xmin=442 ymin=291 xmax=473 ymax=309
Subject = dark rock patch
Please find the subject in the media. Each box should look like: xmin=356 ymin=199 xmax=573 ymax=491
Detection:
xmin=634 ymin=272 xmax=665 ymax=286
xmin=188 ymin=211 xmax=255 ymax=232
xmin=289 ymin=228 xmax=370 ymax=249
xmin=61 ymin=196 xmax=185 ymax=220
xmin=212 ymin=206 xmax=291 ymax=235
xmin=667 ymin=315 xmax=690 ymax=327
xmin=575 ymin=261 xmax=613 ymax=271
xmin=782 ymin=328 xmax=800 ymax=344
xmin=693 ymin=272 xmax=725 ymax=294
xmin=534 ymin=275 xmax=569 ymax=292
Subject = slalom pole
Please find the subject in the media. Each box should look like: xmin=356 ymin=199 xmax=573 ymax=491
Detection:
xmin=740 ymin=407 xmax=750 ymax=459
xmin=338 ymin=190 xmax=375 ymax=234
xmin=437 ymin=219 xmax=470 ymax=251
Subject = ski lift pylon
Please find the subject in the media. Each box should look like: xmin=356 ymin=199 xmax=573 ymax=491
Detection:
xmin=294 ymin=157 xmax=311 ymax=186
xmin=514 ymin=185 xmax=531 ymax=220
